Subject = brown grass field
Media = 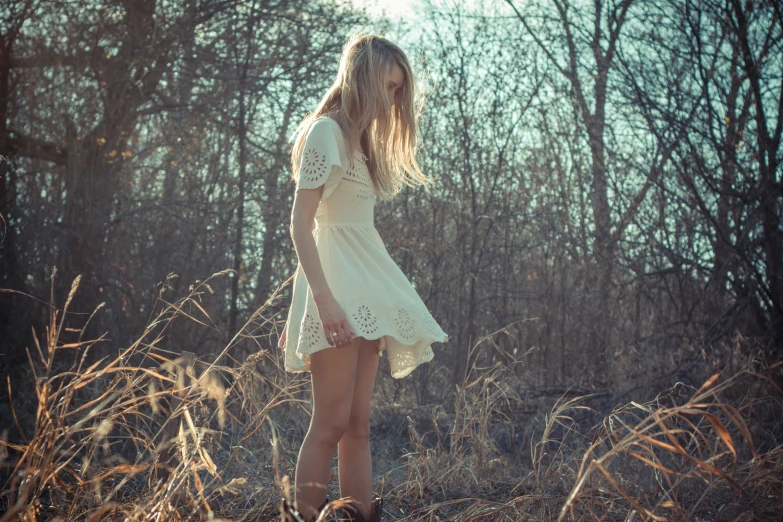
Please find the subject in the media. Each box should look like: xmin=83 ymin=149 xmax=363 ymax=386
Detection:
xmin=1 ymin=271 xmax=781 ymax=521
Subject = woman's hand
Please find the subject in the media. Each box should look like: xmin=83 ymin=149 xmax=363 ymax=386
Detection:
xmin=314 ymin=292 xmax=354 ymax=347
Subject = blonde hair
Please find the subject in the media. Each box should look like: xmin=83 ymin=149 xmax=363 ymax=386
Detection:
xmin=291 ymin=34 xmax=431 ymax=199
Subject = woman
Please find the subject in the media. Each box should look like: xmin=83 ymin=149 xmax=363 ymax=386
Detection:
xmin=278 ymin=34 xmax=448 ymax=522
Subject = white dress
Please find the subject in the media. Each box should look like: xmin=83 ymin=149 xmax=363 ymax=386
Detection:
xmin=281 ymin=116 xmax=449 ymax=379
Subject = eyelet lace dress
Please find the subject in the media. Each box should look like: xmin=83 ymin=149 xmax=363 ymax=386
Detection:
xmin=281 ymin=116 xmax=449 ymax=379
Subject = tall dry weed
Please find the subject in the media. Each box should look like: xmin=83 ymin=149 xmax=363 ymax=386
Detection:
xmin=0 ymin=269 xmax=301 ymax=521
xmin=1 ymin=271 xmax=781 ymax=521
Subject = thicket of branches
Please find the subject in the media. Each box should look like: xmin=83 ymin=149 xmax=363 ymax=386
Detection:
xmin=1 ymin=0 xmax=781 ymax=396
xmin=0 ymin=272 xmax=779 ymax=520
xmin=1 ymin=0 xmax=782 ymax=520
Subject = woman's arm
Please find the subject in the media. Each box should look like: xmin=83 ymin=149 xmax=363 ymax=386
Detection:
xmin=290 ymin=187 xmax=354 ymax=347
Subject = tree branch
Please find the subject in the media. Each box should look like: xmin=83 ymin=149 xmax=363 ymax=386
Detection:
xmin=3 ymin=132 xmax=67 ymax=165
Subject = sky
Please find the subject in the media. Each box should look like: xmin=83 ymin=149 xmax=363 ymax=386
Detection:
xmin=350 ymin=0 xmax=499 ymax=40
xmin=356 ymin=0 xmax=423 ymax=21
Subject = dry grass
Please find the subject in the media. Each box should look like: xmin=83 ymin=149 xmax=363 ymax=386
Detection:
xmin=1 ymin=271 xmax=781 ymax=521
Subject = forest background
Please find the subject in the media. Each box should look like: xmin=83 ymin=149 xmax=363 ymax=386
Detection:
xmin=0 ymin=0 xmax=781 ymax=520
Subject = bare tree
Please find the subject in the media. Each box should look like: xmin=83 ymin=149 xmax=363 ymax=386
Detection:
xmin=504 ymin=0 xmax=667 ymax=370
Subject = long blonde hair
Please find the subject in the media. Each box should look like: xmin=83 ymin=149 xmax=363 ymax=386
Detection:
xmin=291 ymin=34 xmax=431 ymax=199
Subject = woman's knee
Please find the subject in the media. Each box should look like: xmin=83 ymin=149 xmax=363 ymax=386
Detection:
xmin=310 ymin=413 xmax=351 ymax=446
xmin=344 ymin=411 xmax=371 ymax=440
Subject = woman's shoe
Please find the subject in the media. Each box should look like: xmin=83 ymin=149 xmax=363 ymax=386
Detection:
xmin=341 ymin=495 xmax=383 ymax=522
xmin=280 ymin=498 xmax=305 ymax=522
xmin=280 ymin=498 xmax=329 ymax=522
xmin=369 ymin=495 xmax=383 ymax=522
xmin=315 ymin=498 xmax=330 ymax=521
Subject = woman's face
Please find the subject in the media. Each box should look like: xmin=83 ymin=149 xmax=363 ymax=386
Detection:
xmin=387 ymin=62 xmax=404 ymax=108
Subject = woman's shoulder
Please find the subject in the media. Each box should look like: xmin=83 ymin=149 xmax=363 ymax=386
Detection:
xmin=308 ymin=114 xmax=341 ymax=132
xmin=313 ymin=114 xmax=341 ymax=127
xmin=307 ymin=116 xmax=347 ymax=150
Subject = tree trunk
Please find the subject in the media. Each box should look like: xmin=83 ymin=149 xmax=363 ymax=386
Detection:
xmin=254 ymin=86 xmax=298 ymax=306
xmin=56 ymin=0 xmax=167 ymax=323
xmin=229 ymin=88 xmax=247 ymax=340
xmin=730 ymin=0 xmax=783 ymax=347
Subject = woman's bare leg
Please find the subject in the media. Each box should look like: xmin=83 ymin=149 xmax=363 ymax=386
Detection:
xmin=338 ymin=338 xmax=380 ymax=519
xmin=295 ymin=340 xmax=360 ymax=519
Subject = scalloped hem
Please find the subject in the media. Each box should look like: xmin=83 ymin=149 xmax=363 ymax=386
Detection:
xmin=283 ymin=333 xmax=445 ymax=379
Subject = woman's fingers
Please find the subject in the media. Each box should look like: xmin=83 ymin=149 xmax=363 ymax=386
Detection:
xmin=318 ymin=303 xmax=353 ymax=347
xmin=341 ymin=319 xmax=354 ymax=345
xmin=324 ymin=322 xmax=345 ymax=346
xmin=323 ymin=324 xmax=336 ymax=346
xmin=322 ymin=321 xmax=353 ymax=347
xmin=334 ymin=323 xmax=349 ymax=347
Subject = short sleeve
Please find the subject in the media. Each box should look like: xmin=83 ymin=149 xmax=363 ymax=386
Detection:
xmin=296 ymin=119 xmax=345 ymax=200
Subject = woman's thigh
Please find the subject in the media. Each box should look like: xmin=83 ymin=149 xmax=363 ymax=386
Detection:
xmin=346 ymin=338 xmax=381 ymax=432
xmin=310 ymin=341 xmax=362 ymax=428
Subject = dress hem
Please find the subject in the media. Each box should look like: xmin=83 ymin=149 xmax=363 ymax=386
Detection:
xmin=283 ymin=332 xmax=446 ymax=379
